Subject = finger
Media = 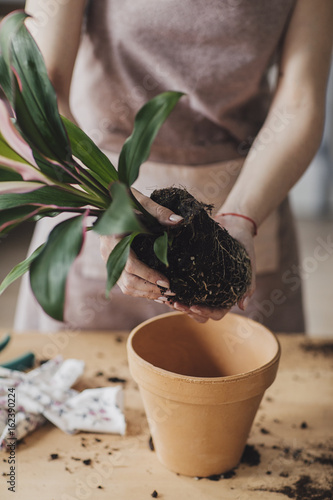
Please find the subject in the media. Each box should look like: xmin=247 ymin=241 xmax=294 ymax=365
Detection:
xmin=99 ymin=234 xmax=120 ymax=263
xmin=238 ymin=273 xmax=256 ymax=311
xmin=125 ymin=250 xmax=171 ymax=288
xmin=189 ymin=305 xmax=229 ymax=321
xmin=118 ymin=271 xmax=171 ymax=299
xmin=132 ymin=188 xmax=183 ymax=226
xmin=187 ymin=313 xmax=209 ymax=323
xmin=168 ymin=302 xmax=209 ymax=323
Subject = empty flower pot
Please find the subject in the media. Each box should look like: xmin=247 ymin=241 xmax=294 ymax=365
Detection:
xmin=127 ymin=311 xmax=280 ymax=477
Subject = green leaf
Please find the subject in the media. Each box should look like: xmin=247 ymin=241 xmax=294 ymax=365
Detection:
xmin=0 ymin=130 xmax=32 ymax=166
xmin=0 ymin=351 xmax=35 ymax=371
xmin=153 ymin=231 xmax=169 ymax=266
xmin=0 ymin=185 xmax=90 ymax=210
xmin=62 ymin=116 xmax=118 ymax=187
xmin=0 ymin=333 xmax=11 ymax=352
xmin=118 ymin=91 xmax=184 ymax=186
xmin=0 ymin=205 xmax=61 ymax=234
xmin=32 ymin=150 xmax=76 ymax=184
xmin=106 ymin=232 xmax=138 ymax=295
xmin=0 ymin=52 xmax=12 ymax=101
xmin=0 ymin=244 xmax=44 ymax=295
xmin=93 ymin=183 xmax=144 ymax=236
xmin=29 ymin=215 xmax=86 ymax=321
xmin=0 ymin=12 xmax=72 ymax=163
xmin=0 ymin=166 xmax=22 ymax=181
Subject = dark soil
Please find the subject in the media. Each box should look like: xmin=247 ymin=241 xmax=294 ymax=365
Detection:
xmin=132 ymin=188 xmax=251 ymax=308
xmin=148 ymin=436 xmax=154 ymax=451
xmin=240 ymin=444 xmax=261 ymax=466
xmin=107 ymin=376 xmax=127 ymax=383
xmin=254 ymin=475 xmax=333 ymax=499
xmin=300 ymin=342 xmax=333 ymax=357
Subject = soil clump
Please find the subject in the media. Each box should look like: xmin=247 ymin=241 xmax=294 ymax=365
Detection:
xmin=132 ymin=188 xmax=251 ymax=308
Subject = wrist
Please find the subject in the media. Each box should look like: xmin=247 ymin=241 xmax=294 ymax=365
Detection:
xmin=214 ymin=212 xmax=257 ymax=237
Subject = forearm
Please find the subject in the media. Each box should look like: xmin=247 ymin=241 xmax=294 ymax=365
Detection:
xmin=219 ymin=0 xmax=333 ymax=229
xmin=219 ymin=92 xmax=325 ymax=227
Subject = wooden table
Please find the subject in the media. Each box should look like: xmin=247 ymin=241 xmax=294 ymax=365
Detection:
xmin=0 ymin=330 xmax=332 ymax=500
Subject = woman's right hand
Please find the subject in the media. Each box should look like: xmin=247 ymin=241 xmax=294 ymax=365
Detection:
xmin=100 ymin=188 xmax=183 ymax=302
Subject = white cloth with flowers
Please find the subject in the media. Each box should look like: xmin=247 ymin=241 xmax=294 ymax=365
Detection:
xmin=0 ymin=356 xmax=126 ymax=449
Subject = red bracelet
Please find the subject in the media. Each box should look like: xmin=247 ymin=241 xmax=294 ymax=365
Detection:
xmin=218 ymin=213 xmax=258 ymax=236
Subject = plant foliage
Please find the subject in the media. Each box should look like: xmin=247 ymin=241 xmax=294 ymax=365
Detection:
xmin=0 ymin=11 xmax=183 ymax=321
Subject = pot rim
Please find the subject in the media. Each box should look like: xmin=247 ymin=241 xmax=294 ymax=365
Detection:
xmin=127 ymin=311 xmax=281 ymax=385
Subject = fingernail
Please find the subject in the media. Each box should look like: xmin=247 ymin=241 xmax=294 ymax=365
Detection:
xmin=157 ymin=296 xmax=168 ymax=302
xmin=169 ymin=214 xmax=183 ymax=223
xmin=156 ymin=280 xmax=169 ymax=288
xmin=243 ymin=297 xmax=250 ymax=310
xmin=154 ymin=299 xmax=166 ymax=305
xmin=164 ymin=290 xmax=176 ymax=296
xmin=190 ymin=306 xmax=201 ymax=313
xmin=174 ymin=303 xmax=186 ymax=312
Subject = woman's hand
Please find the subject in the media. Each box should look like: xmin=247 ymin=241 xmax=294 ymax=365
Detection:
xmin=170 ymin=213 xmax=256 ymax=324
xmin=100 ymin=188 xmax=183 ymax=301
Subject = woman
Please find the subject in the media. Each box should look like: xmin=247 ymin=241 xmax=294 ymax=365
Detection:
xmin=15 ymin=0 xmax=333 ymax=332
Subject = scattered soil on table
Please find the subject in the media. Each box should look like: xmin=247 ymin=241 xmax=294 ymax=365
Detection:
xmin=148 ymin=436 xmax=154 ymax=451
xmin=254 ymin=474 xmax=333 ymax=499
xmin=300 ymin=342 xmax=333 ymax=357
xmin=50 ymin=453 xmax=59 ymax=460
xmin=195 ymin=469 xmax=237 ymax=481
xmin=132 ymin=188 xmax=251 ymax=308
xmin=107 ymin=376 xmax=127 ymax=383
xmin=151 ymin=491 xmax=158 ymax=498
xmin=240 ymin=444 xmax=261 ymax=466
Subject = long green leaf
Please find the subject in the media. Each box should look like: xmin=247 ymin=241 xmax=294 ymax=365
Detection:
xmin=93 ymin=183 xmax=144 ymax=236
xmin=118 ymin=91 xmax=184 ymax=186
xmin=153 ymin=231 xmax=169 ymax=266
xmin=32 ymin=150 xmax=76 ymax=184
xmin=29 ymin=215 xmax=86 ymax=321
xmin=106 ymin=233 xmax=138 ymax=295
xmin=0 ymin=166 xmax=22 ymax=181
xmin=0 ymin=53 xmax=12 ymax=101
xmin=0 ymin=205 xmax=61 ymax=234
xmin=0 ymin=244 xmax=44 ymax=295
xmin=62 ymin=116 xmax=118 ymax=187
xmin=0 ymin=185 xmax=90 ymax=210
xmin=0 ymin=12 xmax=72 ymax=162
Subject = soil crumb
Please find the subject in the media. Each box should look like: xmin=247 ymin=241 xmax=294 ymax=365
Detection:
xmin=148 ymin=436 xmax=155 ymax=451
xmin=254 ymin=474 xmax=333 ymax=499
xmin=240 ymin=444 xmax=261 ymax=466
xmin=300 ymin=342 xmax=333 ymax=357
xmin=107 ymin=376 xmax=127 ymax=383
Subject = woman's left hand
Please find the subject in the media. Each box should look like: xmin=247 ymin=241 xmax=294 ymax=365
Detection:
xmin=167 ymin=214 xmax=256 ymax=323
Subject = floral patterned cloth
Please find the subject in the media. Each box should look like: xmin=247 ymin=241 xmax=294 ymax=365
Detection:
xmin=0 ymin=356 xmax=126 ymax=449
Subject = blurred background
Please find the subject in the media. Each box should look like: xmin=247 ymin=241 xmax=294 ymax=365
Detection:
xmin=0 ymin=1 xmax=332 ymax=336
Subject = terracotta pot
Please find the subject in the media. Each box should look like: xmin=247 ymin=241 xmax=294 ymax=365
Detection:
xmin=127 ymin=311 xmax=280 ymax=477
